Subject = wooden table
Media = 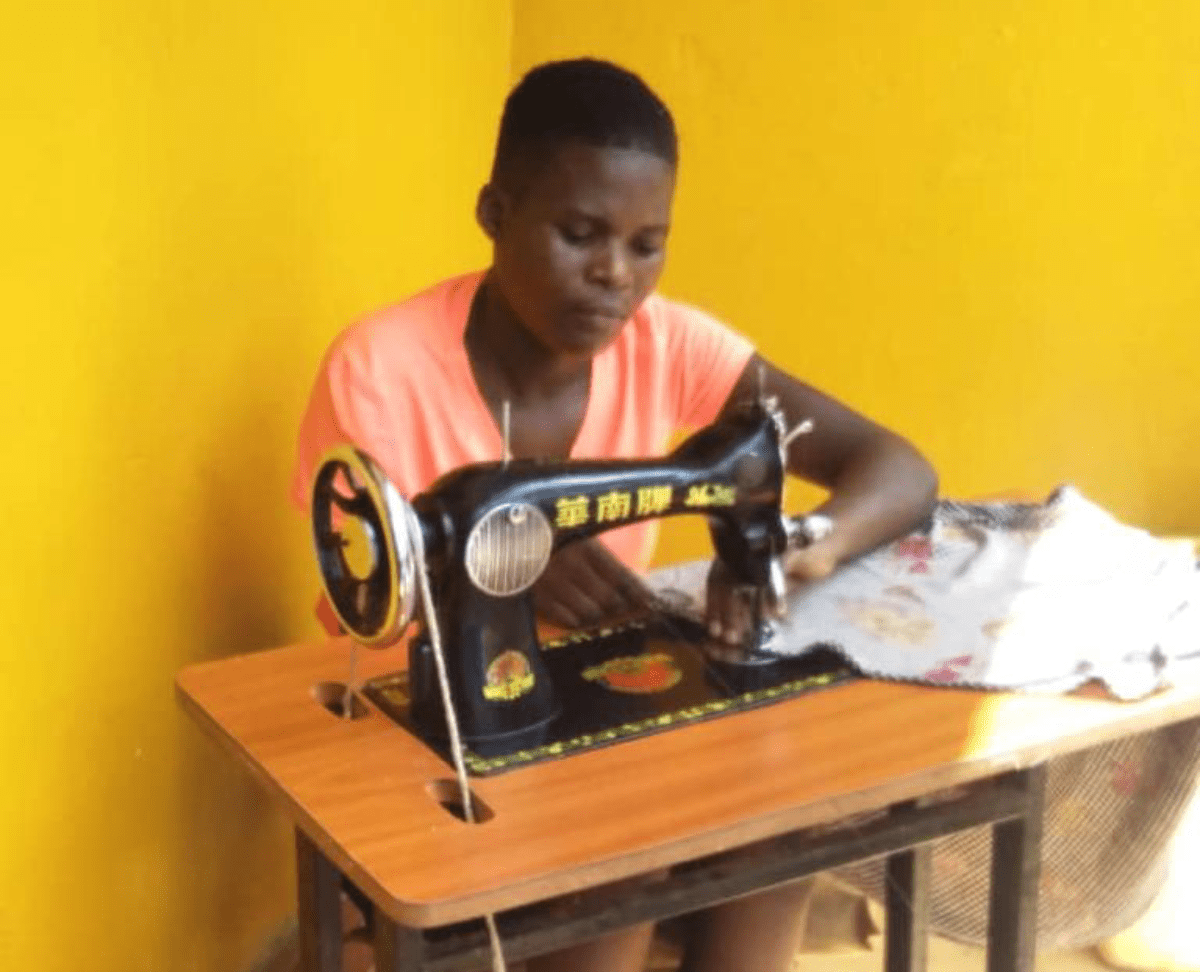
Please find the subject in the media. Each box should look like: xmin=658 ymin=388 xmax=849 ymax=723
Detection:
xmin=176 ymin=634 xmax=1200 ymax=972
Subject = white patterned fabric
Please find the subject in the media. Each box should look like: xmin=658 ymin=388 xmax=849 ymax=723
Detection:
xmin=650 ymin=487 xmax=1200 ymax=700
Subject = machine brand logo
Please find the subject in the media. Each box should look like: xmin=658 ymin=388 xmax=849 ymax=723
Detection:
xmin=554 ymin=484 xmax=693 ymax=528
xmin=482 ymin=650 xmax=535 ymax=702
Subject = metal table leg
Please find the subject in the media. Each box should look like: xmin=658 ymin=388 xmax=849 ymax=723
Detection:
xmin=885 ymin=837 xmax=932 ymax=972
xmin=987 ymin=766 xmax=1047 ymax=972
xmin=375 ymin=916 xmax=427 ymax=972
xmin=296 ymin=829 xmax=344 ymax=972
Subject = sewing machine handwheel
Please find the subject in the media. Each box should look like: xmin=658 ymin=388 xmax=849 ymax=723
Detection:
xmin=311 ymin=447 xmax=413 ymax=645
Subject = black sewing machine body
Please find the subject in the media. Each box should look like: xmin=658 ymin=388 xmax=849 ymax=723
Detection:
xmin=312 ymin=401 xmax=856 ymax=775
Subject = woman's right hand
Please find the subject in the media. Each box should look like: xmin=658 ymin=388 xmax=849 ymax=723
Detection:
xmin=532 ymin=538 xmax=657 ymax=630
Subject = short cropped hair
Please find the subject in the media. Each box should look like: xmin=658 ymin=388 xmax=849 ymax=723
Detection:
xmin=490 ymin=59 xmax=677 ymax=189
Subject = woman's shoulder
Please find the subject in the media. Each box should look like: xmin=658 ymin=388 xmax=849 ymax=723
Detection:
xmin=628 ymin=291 xmax=752 ymax=354
xmin=328 ymin=271 xmax=480 ymax=369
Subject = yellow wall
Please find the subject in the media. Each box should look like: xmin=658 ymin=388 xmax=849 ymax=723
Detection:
xmin=513 ymin=1 xmax=1200 ymax=563
xmin=0 ymin=2 xmax=509 ymax=970
xmin=5 ymin=2 xmax=1200 ymax=969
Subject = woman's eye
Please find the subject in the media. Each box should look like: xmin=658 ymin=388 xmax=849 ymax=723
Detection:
xmin=560 ymin=223 xmax=597 ymax=245
xmin=632 ymin=237 xmax=664 ymax=258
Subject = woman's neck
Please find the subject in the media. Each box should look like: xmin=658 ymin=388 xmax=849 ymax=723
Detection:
xmin=464 ymin=274 xmax=591 ymax=403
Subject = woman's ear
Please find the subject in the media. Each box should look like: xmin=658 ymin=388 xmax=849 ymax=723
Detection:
xmin=475 ymin=184 xmax=505 ymax=241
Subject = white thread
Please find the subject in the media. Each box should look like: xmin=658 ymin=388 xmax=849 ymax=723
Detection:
xmin=502 ymin=400 xmax=512 ymax=466
xmin=399 ymin=501 xmax=507 ymax=972
xmin=783 ymin=418 xmax=815 ymax=448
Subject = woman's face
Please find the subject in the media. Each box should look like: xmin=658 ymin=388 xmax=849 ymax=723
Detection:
xmin=482 ymin=141 xmax=676 ymax=356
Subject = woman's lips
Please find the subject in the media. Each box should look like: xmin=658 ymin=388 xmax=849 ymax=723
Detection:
xmin=566 ymin=304 xmax=627 ymax=326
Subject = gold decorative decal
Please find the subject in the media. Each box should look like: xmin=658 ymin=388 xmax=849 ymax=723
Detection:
xmin=542 ymin=622 xmax=645 ymax=650
xmin=555 ymin=495 xmax=590 ymax=528
xmin=463 ymin=670 xmax=845 ymax=774
xmin=482 ymin=650 xmax=535 ymax=702
xmin=636 ymin=485 xmax=673 ymax=515
xmin=683 ymin=483 xmax=736 ymax=508
xmin=595 ymin=489 xmax=632 ymax=523
xmin=582 ymin=652 xmax=683 ymax=694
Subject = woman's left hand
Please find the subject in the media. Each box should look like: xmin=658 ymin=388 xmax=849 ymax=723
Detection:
xmin=704 ymin=538 xmax=839 ymax=651
xmin=781 ymin=540 xmax=839 ymax=584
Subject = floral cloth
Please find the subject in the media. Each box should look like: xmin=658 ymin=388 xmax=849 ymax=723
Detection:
xmin=651 ymin=486 xmax=1200 ymax=700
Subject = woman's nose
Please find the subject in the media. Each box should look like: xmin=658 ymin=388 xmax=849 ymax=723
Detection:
xmin=586 ymin=242 xmax=632 ymax=291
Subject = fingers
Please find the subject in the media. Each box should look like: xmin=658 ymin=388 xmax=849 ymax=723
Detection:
xmin=534 ymin=580 xmax=602 ymax=630
xmin=704 ymin=560 xmax=758 ymax=649
xmin=721 ymin=589 xmax=756 ymax=646
xmin=533 ymin=551 xmax=609 ymax=628
xmin=532 ymin=539 xmax=654 ymax=630
xmin=705 ymin=545 xmax=840 ymax=655
xmin=783 ymin=543 xmax=838 ymax=582
xmin=581 ymin=539 xmax=658 ymax=612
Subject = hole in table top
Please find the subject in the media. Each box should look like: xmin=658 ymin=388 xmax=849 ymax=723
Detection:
xmin=311 ymin=681 xmax=369 ymax=720
xmin=427 ymin=779 xmax=495 ymax=824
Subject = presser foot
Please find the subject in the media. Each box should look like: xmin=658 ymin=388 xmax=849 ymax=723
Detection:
xmin=702 ymin=616 xmax=785 ymax=667
xmin=702 ymin=555 xmax=789 ymax=667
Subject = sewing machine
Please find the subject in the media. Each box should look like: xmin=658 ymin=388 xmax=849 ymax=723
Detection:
xmin=310 ymin=396 xmax=855 ymax=775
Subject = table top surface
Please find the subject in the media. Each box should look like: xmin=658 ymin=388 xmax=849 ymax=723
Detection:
xmin=176 ymin=630 xmax=1200 ymax=926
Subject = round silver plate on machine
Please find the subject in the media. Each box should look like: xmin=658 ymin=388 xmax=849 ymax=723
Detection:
xmin=464 ymin=502 xmax=554 ymax=597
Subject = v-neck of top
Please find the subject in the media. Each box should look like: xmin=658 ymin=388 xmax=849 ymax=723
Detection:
xmin=448 ymin=271 xmax=602 ymax=461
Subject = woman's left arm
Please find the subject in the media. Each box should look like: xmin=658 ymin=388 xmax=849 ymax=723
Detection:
xmin=722 ymin=354 xmax=939 ymax=582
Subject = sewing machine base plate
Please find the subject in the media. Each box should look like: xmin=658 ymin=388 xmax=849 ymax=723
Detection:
xmin=362 ymin=617 xmax=858 ymax=776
